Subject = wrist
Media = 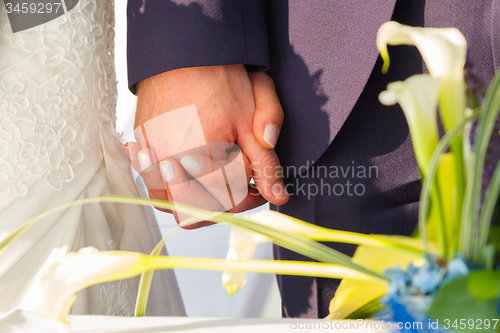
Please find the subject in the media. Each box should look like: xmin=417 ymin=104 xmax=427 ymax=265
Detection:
xmin=135 ymin=64 xmax=250 ymax=127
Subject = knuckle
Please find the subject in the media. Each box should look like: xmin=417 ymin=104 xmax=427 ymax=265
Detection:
xmin=170 ymin=180 xmax=198 ymax=202
xmin=201 ymin=171 xmax=227 ymax=190
xmin=256 ymin=149 xmax=281 ymax=175
xmin=226 ymin=171 xmax=248 ymax=191
xmin=268 ymin=104 xmax=283 ymax=117
xmin=262 ymin=72 xmax=276 ymax=86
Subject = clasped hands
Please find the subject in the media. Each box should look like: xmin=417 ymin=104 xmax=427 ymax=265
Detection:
xmin=124 ymin=65 xmax=289 ymax=228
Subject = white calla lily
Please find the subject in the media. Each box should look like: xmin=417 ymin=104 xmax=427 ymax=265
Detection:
xmin=379 ymin=74 xmax=440 ymax=174
xmin=378 ymin=21 xmax=470 ymax=243
xmin=242 ymin=209 xmax=309 ymax=233
xmin=222 ymin=209 xmax=422 ymax=295
xmin=222 ymin=210 xmax=306 ymax=295
xmin=377 ymin=21 xmax=467 ymax=131
xmin=377 ymin=21 xmax=467 ymax=79
xmin=36 ymin=247 xmax=147 ymax=331
xmin=222 ymin=226 xmax=269 ymax=295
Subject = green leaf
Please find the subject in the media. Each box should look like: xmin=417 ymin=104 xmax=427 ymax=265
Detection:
xmin=479 ymin=151 xmax=500 ymax=260
xmin=328 ymin=238 xmax=428 ymax=319
xmin=0 ymin=223 xmax=33 ymax=253
xmin=0 ymin=197 xmax=179 ymax=258
xmin=143 ymin=256 xmax=377 ymax=282
xmin=462 ymin=69 xmax=500 ymax=262
xmin=0 ymin=195 xmax=392 ymax=321
xmin=214 ymin=215 xmax=388 ymax=282
xmin=418 ymin=112 xmax=480 ymax=256
xmin=247 ymin=210 xmax=425 ymax=256
xmin=41 ymin=246 xmax=383 ymax=328
xmin=437 ymin=154 xmax=458 ymax=254
xmin=0 ymin=194 xmax=389 ymax=320
xmin=467 ymin=271 xmax=500 ymax=301
xmin=344 ymin=297 xmax=384 ymax=320
xmin=0 ymin=195 xmax=387 ymax=286
xmin=427 ymin=271 xmax=500 ymax=333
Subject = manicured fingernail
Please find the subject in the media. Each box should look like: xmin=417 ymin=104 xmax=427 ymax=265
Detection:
xmin=180 ymin=155 xmax=201 ymax=174
xmin=272 ymin=183 xmax=284 ymax=197
xmin=264 ymin=124 xmax=279 ymax=148
xmin=160 ymin=161 xmax=176 ymax=182
xmin=138 ymin=152 xmax=152 ymax=172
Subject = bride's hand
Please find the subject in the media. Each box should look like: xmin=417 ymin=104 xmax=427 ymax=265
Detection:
xmin=124 ymin=66 xmax=288 ymax=228
xmin=124 ymin=143 xmax=266 ymax=228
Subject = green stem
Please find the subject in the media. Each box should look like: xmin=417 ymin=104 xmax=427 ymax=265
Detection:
xmin=135 ymin=217 xmax=199 ymax=317
xmin=220 ymin=214 xmax=387 ymax=281
xmin=431 ymin=179 xmax=449 ymax=257
xmin=142 ymin=257 xmax=388 ymax=283
xmin=1 ymin=196 xmax=387 ymax=282
xmin=461 ymin=71 xmax=500 ymax=262
xmin=419 ymin=112 xmax=480 ymax=258
xmin=451 ymin=138 xmax=465 ymax=241
xmin=134 ymin=226 xmax=180 ymax=317
xmin=344 ymin=296 xmax=384 ymax=320
xmin=300 ymin=229 xmax=424 ymax=256
xmin=478 ymin=161 xmax=500 ymax=262
xmin=276 ymin=215 xmax=426 ymax=255
xmin=439 ymin=80 xmax=466 ymax=243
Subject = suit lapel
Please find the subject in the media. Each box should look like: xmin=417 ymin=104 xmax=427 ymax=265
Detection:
xmin=272 ymin=0 xmax=398 ymax=171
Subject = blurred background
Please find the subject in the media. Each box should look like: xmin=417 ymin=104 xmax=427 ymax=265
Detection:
xmin=113 ymin=1 xmax=281 ymax=318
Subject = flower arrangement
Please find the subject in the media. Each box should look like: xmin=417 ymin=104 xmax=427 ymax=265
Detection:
xmin=1 ymin=22 xmax=500 ymax=333
xmin=225 ymin=22 xmax=500 ymax=332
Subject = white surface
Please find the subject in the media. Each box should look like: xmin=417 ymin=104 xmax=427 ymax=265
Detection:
xmin=0 ymin=310 xmax=390 ymax=333
xmin=113 ymin=1 xmax=282 ymax=318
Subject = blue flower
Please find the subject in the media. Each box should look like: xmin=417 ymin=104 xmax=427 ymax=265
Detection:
xmin=411 ymin=269 xmax=441 ymax=294
xmin=377 ymin=295 xmax=449 ymax=333
xmin=389 ymin=272 xmax=409 ymax=296
xmin=384 ymin=254 xmax=471 ymax=310
xmin=442 ymin=255 xmax=469 ymax=286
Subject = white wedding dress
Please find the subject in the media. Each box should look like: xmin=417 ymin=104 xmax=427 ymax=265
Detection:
xmin=0 ymin=0 xmax=185 ymax=316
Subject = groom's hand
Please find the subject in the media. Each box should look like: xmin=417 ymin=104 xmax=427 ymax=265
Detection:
xmin=126 ymin=65 xmax=288 ymax=225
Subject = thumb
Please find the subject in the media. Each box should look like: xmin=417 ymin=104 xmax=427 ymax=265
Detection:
xmin=238 ymin=133 xmax=289 ymax=205
xmin=238 ymin=72 xmax=288 ymax=205
xmin=249 ymin=72 xmax=284 ymax=149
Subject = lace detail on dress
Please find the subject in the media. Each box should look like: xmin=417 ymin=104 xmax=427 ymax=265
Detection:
xmin=99 ymin=279 xmax=135 ymax=316
xmin=99 ymin=240 xmax=135 ymax=316
xmin=0 ymin=0 xmax=117 ymax=196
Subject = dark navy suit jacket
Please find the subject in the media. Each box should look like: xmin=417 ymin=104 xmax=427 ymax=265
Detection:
xmin=128 ymin=0 xmax=500 ymax=318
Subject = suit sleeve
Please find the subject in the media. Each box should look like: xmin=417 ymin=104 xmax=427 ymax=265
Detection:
xmin=127 ymin=0 xmax=270 ymax=94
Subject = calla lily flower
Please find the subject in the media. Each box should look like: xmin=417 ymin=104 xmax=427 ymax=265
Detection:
xmin=222 ymin=209 xmax=420 ymax=295
xmin=222 ymin=210 xmax=303 ymax=295
xmin=35 ymin=247 xmax=147 ymax=332
xmin=222 ymin=226 xmax=269 ymax=295
xmin=241 ymin=209 xmax=311 ymax=233
xmin=377 ymin=21 xmax=467 ymax=79
xmin=379 ymin=74 xmax=440 ymax=174
xmin=377 ymin=21 xmax=467 ymax=131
